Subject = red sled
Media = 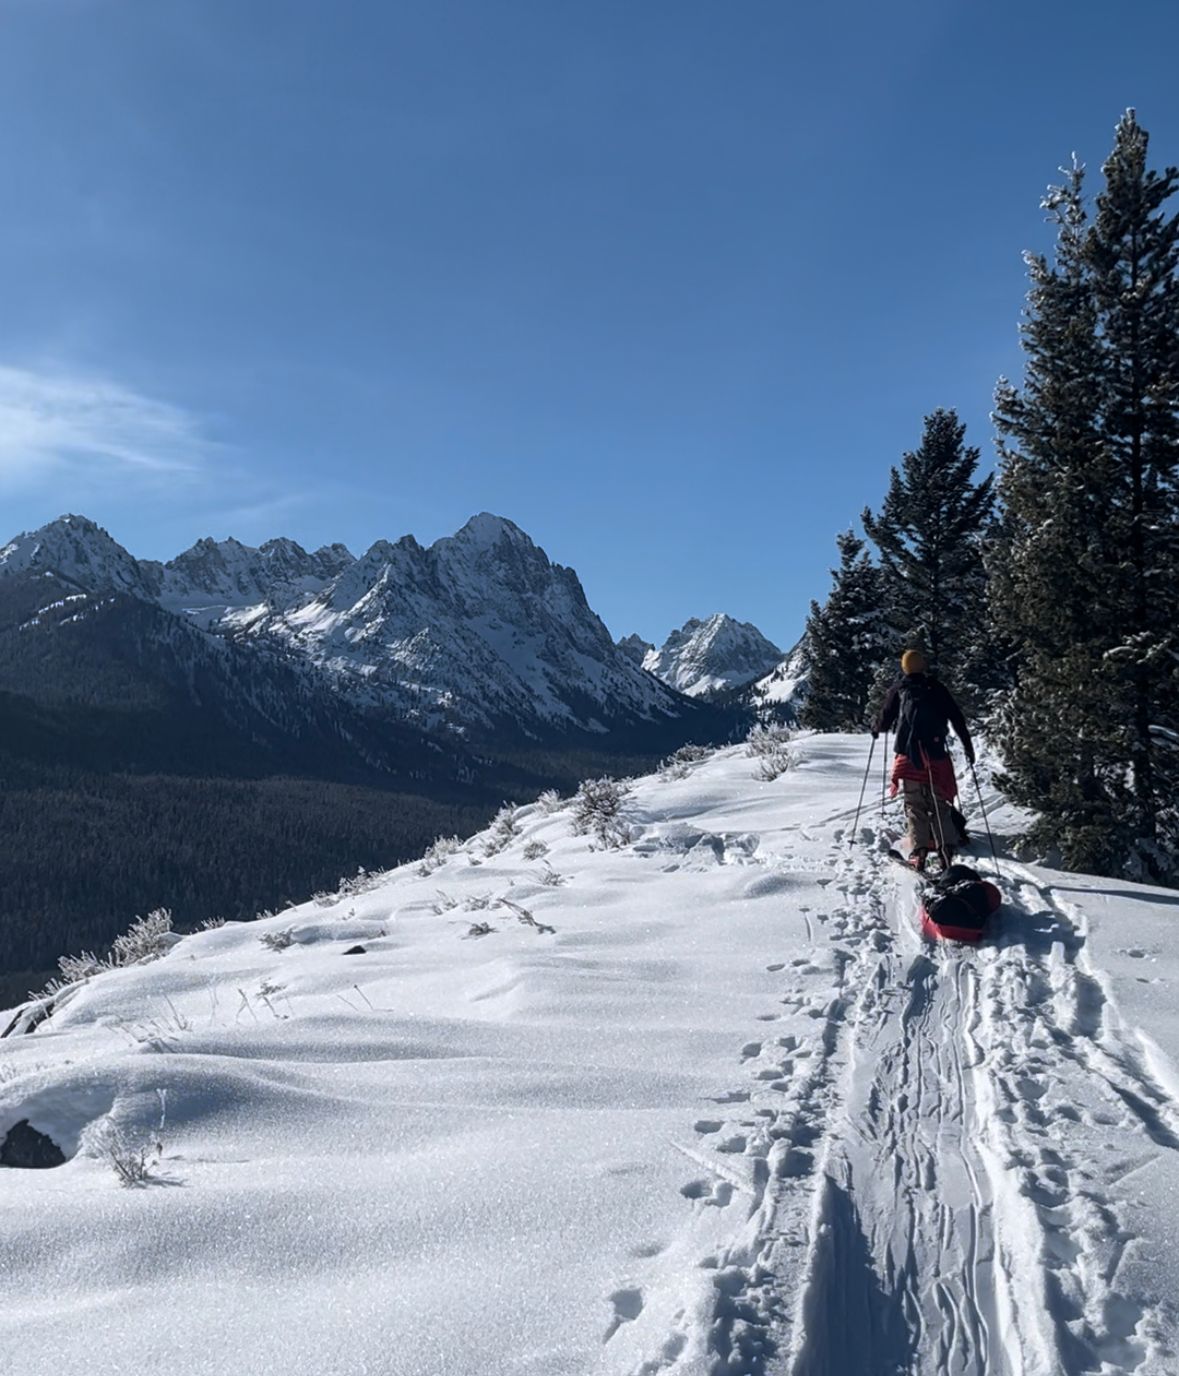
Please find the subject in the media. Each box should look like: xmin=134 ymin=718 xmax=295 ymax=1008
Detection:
xmin=920 ymin=876 xmax=1001 ymax=945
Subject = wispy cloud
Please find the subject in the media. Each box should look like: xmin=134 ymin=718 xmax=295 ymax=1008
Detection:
xmin=0 ymin=364 xmax=217 ymax=487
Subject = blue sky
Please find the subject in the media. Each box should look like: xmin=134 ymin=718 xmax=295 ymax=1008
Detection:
xmin=1 ymin=0 xmax=1177 ymax=650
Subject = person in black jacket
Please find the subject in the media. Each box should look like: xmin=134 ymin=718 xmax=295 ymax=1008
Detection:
xmin=873 ymin=649 xmax=975 ymax=871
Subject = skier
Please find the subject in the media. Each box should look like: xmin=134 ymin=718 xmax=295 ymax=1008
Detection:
xmin=872 ymin=649 xmax=975 ymax=872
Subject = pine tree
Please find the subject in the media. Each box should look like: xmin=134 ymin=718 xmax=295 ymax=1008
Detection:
xmin=993 ymin=114 xmax=1179 ymax=883
xmin=1086 ymin=111 xmax=1179 ymax=879
xmin=861 ymin=409 xmax=995 ymax=705
xmin=800 ymin=530 xmax=888 ymax=731
xmin=992 ymin=159 xmax=1125 ymax=874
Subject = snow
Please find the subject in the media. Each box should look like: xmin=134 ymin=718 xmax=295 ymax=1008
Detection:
xmin=3 ymin=735 xmax=1179 ymax=1374
xmin=1 ymin=513 xmax=683 ymax=735
xmin=643 ymin=613 xmax=784 ymax=698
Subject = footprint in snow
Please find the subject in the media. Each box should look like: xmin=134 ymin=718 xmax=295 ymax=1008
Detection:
xmin=603 ymin=1287 xmax=644 ymax=1342
xmin=694 ymin=1119 xmax=723 ymax=1135
xmin=680 ymin=1177 xmax=735 ymax=1207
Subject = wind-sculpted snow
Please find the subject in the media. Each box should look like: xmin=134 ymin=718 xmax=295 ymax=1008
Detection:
xmin=3 ymin=736 xmax=1179 ymax=1374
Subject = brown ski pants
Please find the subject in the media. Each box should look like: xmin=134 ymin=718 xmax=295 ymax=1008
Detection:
xmin=901 ymin=779 xmax=965 ymax=855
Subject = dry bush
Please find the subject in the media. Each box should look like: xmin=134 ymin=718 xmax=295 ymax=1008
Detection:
xmin=572 ymin=777 xmax=633 ymax=849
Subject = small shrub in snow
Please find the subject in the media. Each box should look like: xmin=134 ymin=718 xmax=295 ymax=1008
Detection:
xmin=103 ymin=1090 xmax=168 ymax=1188
xmin=258 ymin=927 xmax=295 ymax=953
xmin=461 ymin=893 xmax=494 ymax=912
xmin=753 ymin=745 xmax=795 ymax=782
xmin=660 ymin=743 xmax=711 ymax=781
xmin=572 ymin=776 xmax=633 ymax=848
xmin=536 ymin=788 xmax=563 ymax=814
xmin=108 ymin=909 xmax=175 ymax=968
xmin=537 ymin=864 xmax=565 ymax=887
xmin=522 ymin=838 xmax=549 ymax=861
xmin=338 ymin=867 xmax=381 ymax=898
xmin=431 ymin=891 xmax=459 ymax=915
xmin=417 ymin=835 xmax=462 ymax=877
xmin=57 ymin=952 xmax=103 ymax=984
xmin=465 ymin=921 xmax=496 ymax=939
xmin=746 ymin=722 xmax=793 ymax=758
xmin=496 ymin=898 xmax=556 ymax=935
xmin=483 ymin=804 xmax=522 ymax=857
xmin=198 ymin=916 xmax=228 ymax=931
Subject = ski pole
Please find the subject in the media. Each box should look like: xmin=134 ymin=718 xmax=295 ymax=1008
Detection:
xmin=850 ymin=734 xmax=877 ymax=846
xmin=880 ymin=729 xmax=889 ymax=817
xmin=969 ymin=759 xmax=1000 ymax=880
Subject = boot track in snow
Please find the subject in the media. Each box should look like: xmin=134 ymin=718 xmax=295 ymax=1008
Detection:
xmin=632 ymin=833 xmax=1177 ymax=1375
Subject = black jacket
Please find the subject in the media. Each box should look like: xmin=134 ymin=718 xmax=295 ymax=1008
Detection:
xmin=874 ymin=673 xmax=974 ymax=765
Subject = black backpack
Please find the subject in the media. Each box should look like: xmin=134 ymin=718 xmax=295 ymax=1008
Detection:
xmin=895 ymin=676 xmax=948 ymax=763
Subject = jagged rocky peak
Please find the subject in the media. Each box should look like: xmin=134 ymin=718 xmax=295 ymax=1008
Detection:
xmin=617 ymin=633 xmax=655 ymax=667
xmin=0 ymin=510 xmax=692 ymax=736
xmin=0 ymin=514 xmax=150 ymax=596
xmin=644 ymin=613 xmax=784 ymax=699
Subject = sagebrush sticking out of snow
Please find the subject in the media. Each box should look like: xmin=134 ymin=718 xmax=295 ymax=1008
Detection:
xmin=660 ymin=743 xmax=712 ymax=781
xmin=745 ymin=722 xmax=793 ymax=758
xmin=753 ymin=745 xmax=795 ymax=782
xmin=417 ymin=835 xmax=463 ymax=877
xmin=44 ymin=909 xmax=176 ymax=997
xmin=483 ymin=805 xmax=522 ymax=857
xmin=258 ymin=928 xmax=295 ymax=953
xmin=56 ymin=952 xmax=103 ymax=985
xmin=522 ymin=839 xmax=549 ymax=861
xmin=109 ymin=909 xmax=175 ymax=967
xmin=572 ymin=776 xmax=633 ymax=849
xmin=101 ymin=1090 xmax=168 ymax=1188
xmin=536 ymin=789 xmax=563 ymax=814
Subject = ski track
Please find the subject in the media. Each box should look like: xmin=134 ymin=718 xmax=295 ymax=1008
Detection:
xmin=622 ymin=822 xmax=1179 ymax=1376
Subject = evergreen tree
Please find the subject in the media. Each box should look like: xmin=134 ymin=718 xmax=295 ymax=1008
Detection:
xmin=992 ymin=160 xmax=1125 ymax=874
xmin=861 ymin=409 xmax=995 ymax=704
xmin=1086 ymin=111 xmax=1179 ymax=878
xmin=993 ymin=113 xmax=1179 ymax=883
xmin=800 ymin=530 xmax=888 ymax=731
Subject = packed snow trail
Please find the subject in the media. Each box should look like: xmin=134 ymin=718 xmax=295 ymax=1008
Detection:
xmin=2 ymin=736 xmax=1179 ymax=1375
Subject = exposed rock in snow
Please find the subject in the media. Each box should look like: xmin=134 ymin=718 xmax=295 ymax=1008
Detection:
xmin=0 ymin=515 xmax=153 ymax=599
xmin=643 ymin=613 xmax=783 ymax=699
xmin=0 ymin=1118 xmax=65 ymax=1169
xmin=617 ymin=633 xmax=655 ymax=667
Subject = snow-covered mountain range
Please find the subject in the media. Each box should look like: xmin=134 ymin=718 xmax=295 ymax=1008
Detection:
xmin=0 ymin=513 xmax=689 ymax=738
xmin=627 ymin=613 xmax=784 ymax=700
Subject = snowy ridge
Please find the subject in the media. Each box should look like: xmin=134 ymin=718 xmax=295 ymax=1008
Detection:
xmin=751 ymin=637 xmax=809 ymax=711
xmin=0 ymin=513 xmax=686 ymax=736
xmin=643 ymin=613 xmax=783 ymax=699
xmin=3 ymin=735 xmax=1178 ymax=1374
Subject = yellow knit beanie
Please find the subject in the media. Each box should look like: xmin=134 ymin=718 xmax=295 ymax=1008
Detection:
xmin=900 ymin=649 xmax=926 ymax=675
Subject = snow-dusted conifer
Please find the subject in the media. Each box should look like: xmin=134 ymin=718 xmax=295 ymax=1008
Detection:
xmin=861 ymin=410 xmax=995 ymax=706
xmin=993 ymin=114 xmax=1179 ymax=882
xmin=799 ymin=531 xmax=888 ymax=732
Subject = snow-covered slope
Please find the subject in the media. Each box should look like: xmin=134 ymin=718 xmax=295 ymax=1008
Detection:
xmin=252 ymin=514 xmax=682 ymax=732
xmin=4 ymin=735 xmax=1178 ymax=1375
xmin=643 ymin=613 xmax=783 ymax=698
xmin=144 ymin=535 xmax=355 ymax=628
xmin=0 ymin=513 xmax=688 ymax=737
xmin=750 ymin=637 xmax=809 ymax=713
xmin=0 ymin=513 xmax=154 ymax=598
